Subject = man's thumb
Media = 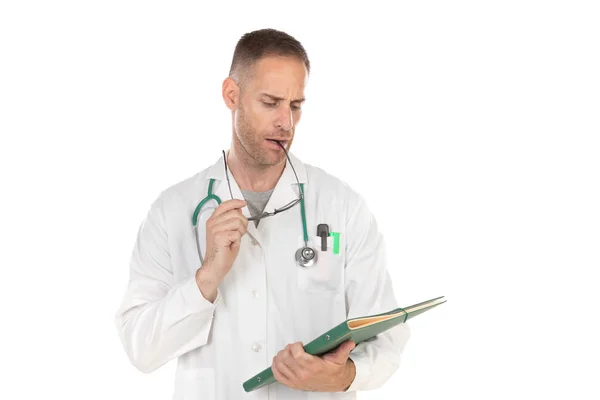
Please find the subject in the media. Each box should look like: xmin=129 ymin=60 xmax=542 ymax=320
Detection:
xmin=323 ymin=340 xmax=356 ymax=364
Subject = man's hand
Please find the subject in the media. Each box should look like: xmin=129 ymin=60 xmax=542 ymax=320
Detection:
xmin=271 ymin=340 xmax=357 ymax=392
xmin=196 ymin=199 xmax=248 ymax=302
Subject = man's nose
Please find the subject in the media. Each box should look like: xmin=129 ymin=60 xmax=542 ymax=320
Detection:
xmin=275 ymin=105 xmax=294 ymax=131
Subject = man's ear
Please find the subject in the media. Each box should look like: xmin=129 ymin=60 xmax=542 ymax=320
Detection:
xmin=222 ymin=77 xmax=240 ymax=111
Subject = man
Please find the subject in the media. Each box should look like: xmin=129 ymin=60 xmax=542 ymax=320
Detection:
xmin=115 ymin=28 xmax=410 ymax=399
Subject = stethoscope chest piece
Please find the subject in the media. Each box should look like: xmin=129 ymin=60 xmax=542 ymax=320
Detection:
xmin=295 ymin=246 xmax=317 ymax=267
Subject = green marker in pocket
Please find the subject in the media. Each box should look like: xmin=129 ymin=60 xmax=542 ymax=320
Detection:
xmin=329 ymin=232 xmax=340 ymax=255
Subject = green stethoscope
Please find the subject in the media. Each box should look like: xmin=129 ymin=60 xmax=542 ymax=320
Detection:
xmin=191 ymin=147 xmax=316 ymax=268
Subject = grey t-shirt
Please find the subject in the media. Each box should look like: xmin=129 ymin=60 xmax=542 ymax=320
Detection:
xmin=241 ymin=188 xmax=274 ymax=227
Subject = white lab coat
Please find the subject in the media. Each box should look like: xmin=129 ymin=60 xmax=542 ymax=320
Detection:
xmin=115 ymin=152 xmax=411 ymax=399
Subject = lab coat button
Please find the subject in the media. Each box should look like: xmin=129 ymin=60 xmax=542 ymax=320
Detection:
xmin=252 ymin=343 xmax=262 ymax=352
xmin=250 ymin=238 xmax=258 ymax=246
xmin=252 ymin=290 xmax=259 ymax=298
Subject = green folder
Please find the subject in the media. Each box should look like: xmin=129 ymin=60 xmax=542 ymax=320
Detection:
xmin=242 ymin=295 xmax=446 ymax=392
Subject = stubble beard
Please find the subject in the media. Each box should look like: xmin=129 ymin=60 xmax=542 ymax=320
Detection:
xmin=235 ymin=105 xmax=288 ymax=168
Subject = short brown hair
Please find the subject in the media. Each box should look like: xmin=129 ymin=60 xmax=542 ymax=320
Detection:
xmin=228 ymin=28 xmax=310 ymax=82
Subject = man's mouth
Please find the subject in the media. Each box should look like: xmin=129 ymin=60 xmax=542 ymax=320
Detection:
xmin=266 ymin=139 xmax=289 ymax=148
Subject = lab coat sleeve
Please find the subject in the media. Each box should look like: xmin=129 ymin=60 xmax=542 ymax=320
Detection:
xmin=114 ymin=196 xmax=220 ymax=373
xmin=343 ymin=194 xmax=411 ymax=392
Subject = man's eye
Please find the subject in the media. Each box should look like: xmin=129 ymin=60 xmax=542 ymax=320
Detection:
xmin=263 ymin=102 xmax=276 ymax=108
xmin=291 ymin=104 xmax=302 ymax=111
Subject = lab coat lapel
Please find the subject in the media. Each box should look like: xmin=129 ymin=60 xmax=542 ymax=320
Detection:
xmin=205 ymin=156 xmax=262 ymax=244
xmin=256 ymin=152 xmax=308 ymax=237
xmin=227 ymin=173 xmax=262 ymax=244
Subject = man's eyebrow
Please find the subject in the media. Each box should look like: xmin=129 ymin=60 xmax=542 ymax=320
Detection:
xmin=261 ymin=93 xmax=305 ymax=103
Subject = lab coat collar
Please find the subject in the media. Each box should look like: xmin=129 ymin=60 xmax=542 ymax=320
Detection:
xmin=204 ymin=150 xmax=308 ymax=245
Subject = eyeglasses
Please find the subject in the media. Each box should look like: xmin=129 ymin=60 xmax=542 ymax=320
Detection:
xmin=222 ymin=143 xmax=303 ymax=222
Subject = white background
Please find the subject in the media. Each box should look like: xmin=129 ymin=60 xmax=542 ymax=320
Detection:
xmin=1 ymin=1 xmax=599 ymax=399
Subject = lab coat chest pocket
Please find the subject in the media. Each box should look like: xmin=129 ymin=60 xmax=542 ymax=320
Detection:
xmin=173 ymin=368 xmax=215 ymax=400
xmin=297 ymin=235 xmax=344 ymax=293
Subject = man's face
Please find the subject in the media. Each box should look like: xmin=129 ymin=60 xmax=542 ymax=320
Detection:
xmin=233 ymin=56 xmax=307 ymax=166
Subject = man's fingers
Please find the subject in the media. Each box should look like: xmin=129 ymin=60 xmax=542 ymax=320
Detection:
xmin=272 ymin=361 xmax=295 ymax=388
xmin=282 ymin=344 xmax=318 ymax=382
xmin=214 ymin=230 xmax=242 ymax=247
xmin=290 ymin=342 xmax=305 ymax=357
xmin=273 ymin=356 xmax=299 ymax=384
xmin=208 ymin=208 xmax=248 ymax=230
xmin=209 ymin=218 xmax=248 ymax=236
xmin=290 ymin=342 xmax=313 ymax=368
xmin=211 ymin=199 xmax=247 ymax=218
